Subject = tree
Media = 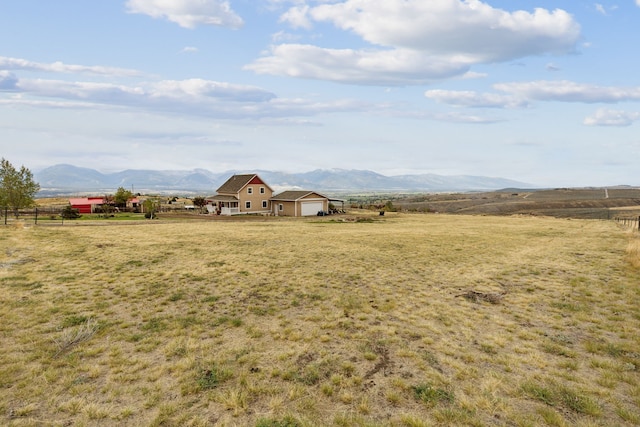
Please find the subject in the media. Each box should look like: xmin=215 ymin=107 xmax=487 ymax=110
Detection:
xmin=0 ymin=158 xmax=40 ymax=217
xmin=193 ymin=196 xmax=207 ymax=213
xmin=143 ymin=198 xmax=159 ymax=219
xmin=101 ymin=194 xmax=115 ymax=218
xmin=384 ymin=201 xmax=397 ymax=212
xmin=60 ymin=205 xmax=81 ymax=219
xmin=114 ymin=187 xmax=133 ymax=209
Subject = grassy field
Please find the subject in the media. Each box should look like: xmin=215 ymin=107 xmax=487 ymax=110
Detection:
xmin=1 ymin=212 xmax=639 ymax=426
xmin=393 ymin=188 xmax=640 ymax=219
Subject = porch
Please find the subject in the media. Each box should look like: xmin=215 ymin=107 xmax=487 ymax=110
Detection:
xmin=207 ymin=195 xmax=240 ymax=216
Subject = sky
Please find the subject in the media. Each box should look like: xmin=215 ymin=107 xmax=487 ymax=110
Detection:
xmin=1 ymin=0 xmax=639 ymax=187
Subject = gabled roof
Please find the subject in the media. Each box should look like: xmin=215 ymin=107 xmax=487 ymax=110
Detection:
xmin=69 ymin=197 xmax=104 ymax=205
xmin=216 ymin=174 xmax=272 ymax=194
xmin=271 ymin=190 xmax=328 ymax=201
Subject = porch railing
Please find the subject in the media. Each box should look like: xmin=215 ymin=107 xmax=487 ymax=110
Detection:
xmin=221 ymin=207 xmax=240 ymax=215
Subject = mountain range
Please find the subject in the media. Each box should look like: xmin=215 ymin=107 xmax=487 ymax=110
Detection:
xmin=35 ymin=164 xmax=534 ymax=195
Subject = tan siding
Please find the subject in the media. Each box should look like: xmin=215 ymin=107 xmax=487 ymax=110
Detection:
xmin=240 ymin=184 xmax=273 ymax=213
xmin=275 ymin=201 xmax=297 ymax=216
xmin=274 ymin=198 xmax=328 ymax=216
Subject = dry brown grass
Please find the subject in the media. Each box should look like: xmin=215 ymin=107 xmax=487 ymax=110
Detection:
xmin=627 ymin=234 xmax=640 ymax=269
xmin=1 ymin=212 xmax=639 ymax=426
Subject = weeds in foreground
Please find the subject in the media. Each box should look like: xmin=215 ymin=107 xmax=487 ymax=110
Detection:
xmin=53 ymin=318 xmax=99 ymax=357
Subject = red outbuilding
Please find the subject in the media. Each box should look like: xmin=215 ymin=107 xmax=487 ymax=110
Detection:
xmin=68 ymin=197 xmax=105 ymax=214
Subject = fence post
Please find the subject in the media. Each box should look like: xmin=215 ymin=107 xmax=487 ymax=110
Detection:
xmin=4 ymin=207 xmax=6 ymax=225
xmin=34 ymin=208 xmax=38 ymax=225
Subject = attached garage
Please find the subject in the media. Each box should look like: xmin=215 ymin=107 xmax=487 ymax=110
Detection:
xmin=301 ymin=201 xmax=324 ymax=216
xmin=271 ymin=191 xmax=330 ymax=217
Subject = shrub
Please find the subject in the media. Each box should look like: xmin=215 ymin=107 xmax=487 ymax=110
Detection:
xmin=60 ymin=205 xmax=81 ymax=219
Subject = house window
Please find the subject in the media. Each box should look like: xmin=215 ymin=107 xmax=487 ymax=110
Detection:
xmin=245 ymin=201 xmax=251 ymax=209
xmin=247 ymin=187 xmax=253 ymax=194
xmin=260 ymin=187 xmax=265 ymax=194
xmin=262 ymin=200 xmax=268 ymax=208
xmin=279 ymin=204 xmax=283 ymax=211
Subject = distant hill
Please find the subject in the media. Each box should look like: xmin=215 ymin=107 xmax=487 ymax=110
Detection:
xmin=35 ymin=164 xmax=534 ymax=195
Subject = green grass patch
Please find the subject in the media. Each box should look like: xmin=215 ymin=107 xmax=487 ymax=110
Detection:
xmin=521 ymin=380 xmax=601 ymax=416
xmin=412 ymin=383 xmax=454 ymax=406
xmin=196 ymin=364 xmax=232 ymax=391
xmin=255 ymin=415 xmax=301 ymax=427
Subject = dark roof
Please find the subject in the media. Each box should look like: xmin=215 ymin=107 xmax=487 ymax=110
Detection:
xmin=271 ymin=190 xmax=328 ymax=201
xmin=216 ymin=174 xmax=257 ymax=194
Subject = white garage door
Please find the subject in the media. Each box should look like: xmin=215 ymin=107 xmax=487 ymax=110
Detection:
xmin=301 ymin=201 xmax=323 ymax=216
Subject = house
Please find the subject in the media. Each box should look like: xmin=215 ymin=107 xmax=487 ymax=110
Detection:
xmin=127 ymin=197 xmax=140 ymax=211
xmin=208 ymin=174 xmax=274 ymax=215
xmin=69 ymin=197 xmax=105 ymax=214
xmin=270 ymin=190 xmax=331 ymax=217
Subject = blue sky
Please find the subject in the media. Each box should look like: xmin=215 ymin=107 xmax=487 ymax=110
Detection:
xmin=1 ymin=0 xmax=639 ymax=187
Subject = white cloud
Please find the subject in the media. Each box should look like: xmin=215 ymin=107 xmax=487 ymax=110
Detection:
xmin=0 ymin=56 xmax=143 ymax=77
xmin=637 ymin=0 xmax=640 ymax=7
xmin=494 ymin=80 xmax=640 ymax=103
xmin=180 ymin=46 xmax=199 ymax=54
xmin=3 ymin=64 xmax=498 ymax=125
xmin=425 ymin=80 xmax=640 ymax=109
xmin=424 ymin=89 xmax=528 ymax=109
xmin=0 ymin=70 xmax=385 ymax=121
xmin=279 ymin=5 xmax=312 ymax=29
xmin=125 ymin=0 xmax=243 ymax=29
xmin=1 ymin=74 xmax=280 ymax=117
xmin=250 ymin=0 xmax=581 ymax=85
xmin=460 ymin=71 xmax=488 ymax=80
xmin=149 ymin=79 xmax=276 ymax=102
xmin=584 ymin=108 xmax=640 ymax=126
xmin=595 ymin=4 xmax=607 ymax=15
xmin=247 ymin=44 xmax=471 ymax=85
xmin=308 ymin=1 xmax=579 ymax=61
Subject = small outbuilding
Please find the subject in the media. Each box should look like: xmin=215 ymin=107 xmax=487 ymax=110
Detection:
xmin=68 ymin=197 xmax=105 ymax=214
xmin=270 ymin=190 xmax=330 ymax=217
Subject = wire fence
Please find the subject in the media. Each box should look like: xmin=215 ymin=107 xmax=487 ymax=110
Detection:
xmin=615 ymin=216 xmax=640 ymax=232
xmin=1 ymin=207 xmax=67 ymax=225
xmin=2 ymin=206 xmax=640 ymax=230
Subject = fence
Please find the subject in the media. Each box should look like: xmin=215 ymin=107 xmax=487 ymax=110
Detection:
xmin=615 ymin=216 xmax=640 ymax=231
xmin=1 ymin=207 xmax=66 ymax=225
